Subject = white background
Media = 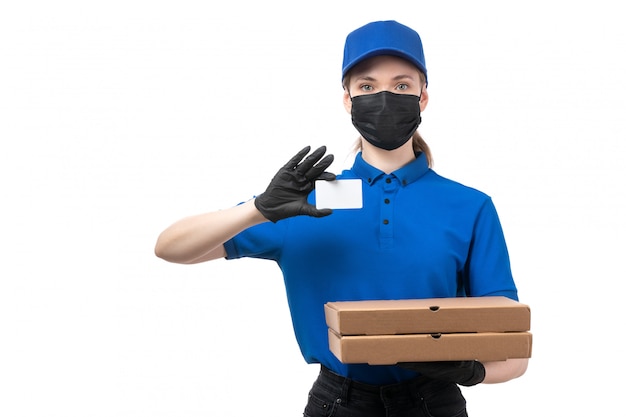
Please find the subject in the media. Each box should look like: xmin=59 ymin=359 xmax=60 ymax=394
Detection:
xmin=1 ymin=1 xmax=624 ymax=415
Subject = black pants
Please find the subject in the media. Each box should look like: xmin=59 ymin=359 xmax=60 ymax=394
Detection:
xmin=303 ymin=366 xmax=468 ymax=417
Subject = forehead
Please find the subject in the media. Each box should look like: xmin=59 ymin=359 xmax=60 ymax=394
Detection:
xmin=349 ymin=55 xmax=421 ymax=79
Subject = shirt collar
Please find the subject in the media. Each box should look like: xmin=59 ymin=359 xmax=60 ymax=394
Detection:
xmin=352 ymin=151 xmax=430 ymax=187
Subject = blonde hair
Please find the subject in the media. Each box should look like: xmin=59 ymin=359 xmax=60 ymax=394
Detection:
xmin=343 ymin=69 xmax=433 ymax=167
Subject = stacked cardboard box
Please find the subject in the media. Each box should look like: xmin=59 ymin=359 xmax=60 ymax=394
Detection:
xmin=324 ymin=296 xmax=532 ymax=365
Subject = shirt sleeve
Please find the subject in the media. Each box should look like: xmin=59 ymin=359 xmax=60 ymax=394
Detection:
xmin=224 ymin=218 xmax=286 ymax=261
xmin=463 ymin=197 xmax=519 ymax=300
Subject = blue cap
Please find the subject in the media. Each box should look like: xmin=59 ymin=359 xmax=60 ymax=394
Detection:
xmin=342 ymin=20 xmax=427 ymax=84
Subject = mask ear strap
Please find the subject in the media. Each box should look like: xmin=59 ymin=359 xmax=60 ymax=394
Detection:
xmin=419 ymin=84 xmax=427 ymax=102
xmin=344 ymin=85 xmax=355 ymax=101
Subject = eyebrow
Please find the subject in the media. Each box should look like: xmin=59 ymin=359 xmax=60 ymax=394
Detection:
xmin=354 ymin=74 xmax=416 ymax=82
xmin=392 ymin=74 xmax=416 ymax=81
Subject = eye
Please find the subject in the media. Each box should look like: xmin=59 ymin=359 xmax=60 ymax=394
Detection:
xmin=359 ymin=84 xmax=374 ymax=92
xmin=396 ymin=83 xmax=409 ymax=91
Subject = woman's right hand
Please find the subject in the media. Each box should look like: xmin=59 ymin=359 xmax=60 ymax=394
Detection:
xmin=254 ymin=145 xmax=336 ymax=223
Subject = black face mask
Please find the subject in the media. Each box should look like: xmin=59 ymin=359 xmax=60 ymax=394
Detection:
xmin=351 ymin=91 xmax=422 ymax=151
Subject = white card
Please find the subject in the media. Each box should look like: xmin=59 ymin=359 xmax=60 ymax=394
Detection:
xmin=315 ymin=179 xmax=363 ymax=209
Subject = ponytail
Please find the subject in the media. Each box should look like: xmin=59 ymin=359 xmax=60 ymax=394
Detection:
xmin=412 ymin=131 xmax=433 ymax=167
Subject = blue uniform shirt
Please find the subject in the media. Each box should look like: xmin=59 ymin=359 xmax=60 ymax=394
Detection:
xmin=224 ymin=152 xmax=518 ymax=384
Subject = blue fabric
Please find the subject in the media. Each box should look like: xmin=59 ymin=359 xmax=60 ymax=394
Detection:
xmin=224 ymin=152 xmax=517 ymax=385
xmin=342 ymin=20 xmax=428 ymax=83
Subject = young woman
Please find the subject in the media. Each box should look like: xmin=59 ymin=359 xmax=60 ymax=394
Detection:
xmin=155 ymin=20 xmax=528 ymax=417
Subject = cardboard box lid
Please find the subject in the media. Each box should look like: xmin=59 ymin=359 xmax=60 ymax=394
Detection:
xmin=328 ymin=329 xmax=533 ymax=365
xmin=325 ymin=296 xmax=530 ymax=335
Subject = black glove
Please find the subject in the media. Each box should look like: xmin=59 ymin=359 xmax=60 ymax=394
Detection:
xmin=398 ymin=360 xmax=486 ymax=387
xmin=254 ymin=145 xmax=336 ymax=223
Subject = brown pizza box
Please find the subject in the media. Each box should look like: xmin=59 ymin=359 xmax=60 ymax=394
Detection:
xmin=328 ymin=329 xmax=533 ymax=365
xmin=324 ymin=296 xmax=530 ymax=335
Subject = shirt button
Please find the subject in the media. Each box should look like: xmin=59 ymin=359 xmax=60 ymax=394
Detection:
xmin=384 ymin=198 xmax=390 ymax=204
xmin=383 ymin=219 xmax=389 ymax=225
xmin=385 ymin=178 xmax=392 ymax=184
